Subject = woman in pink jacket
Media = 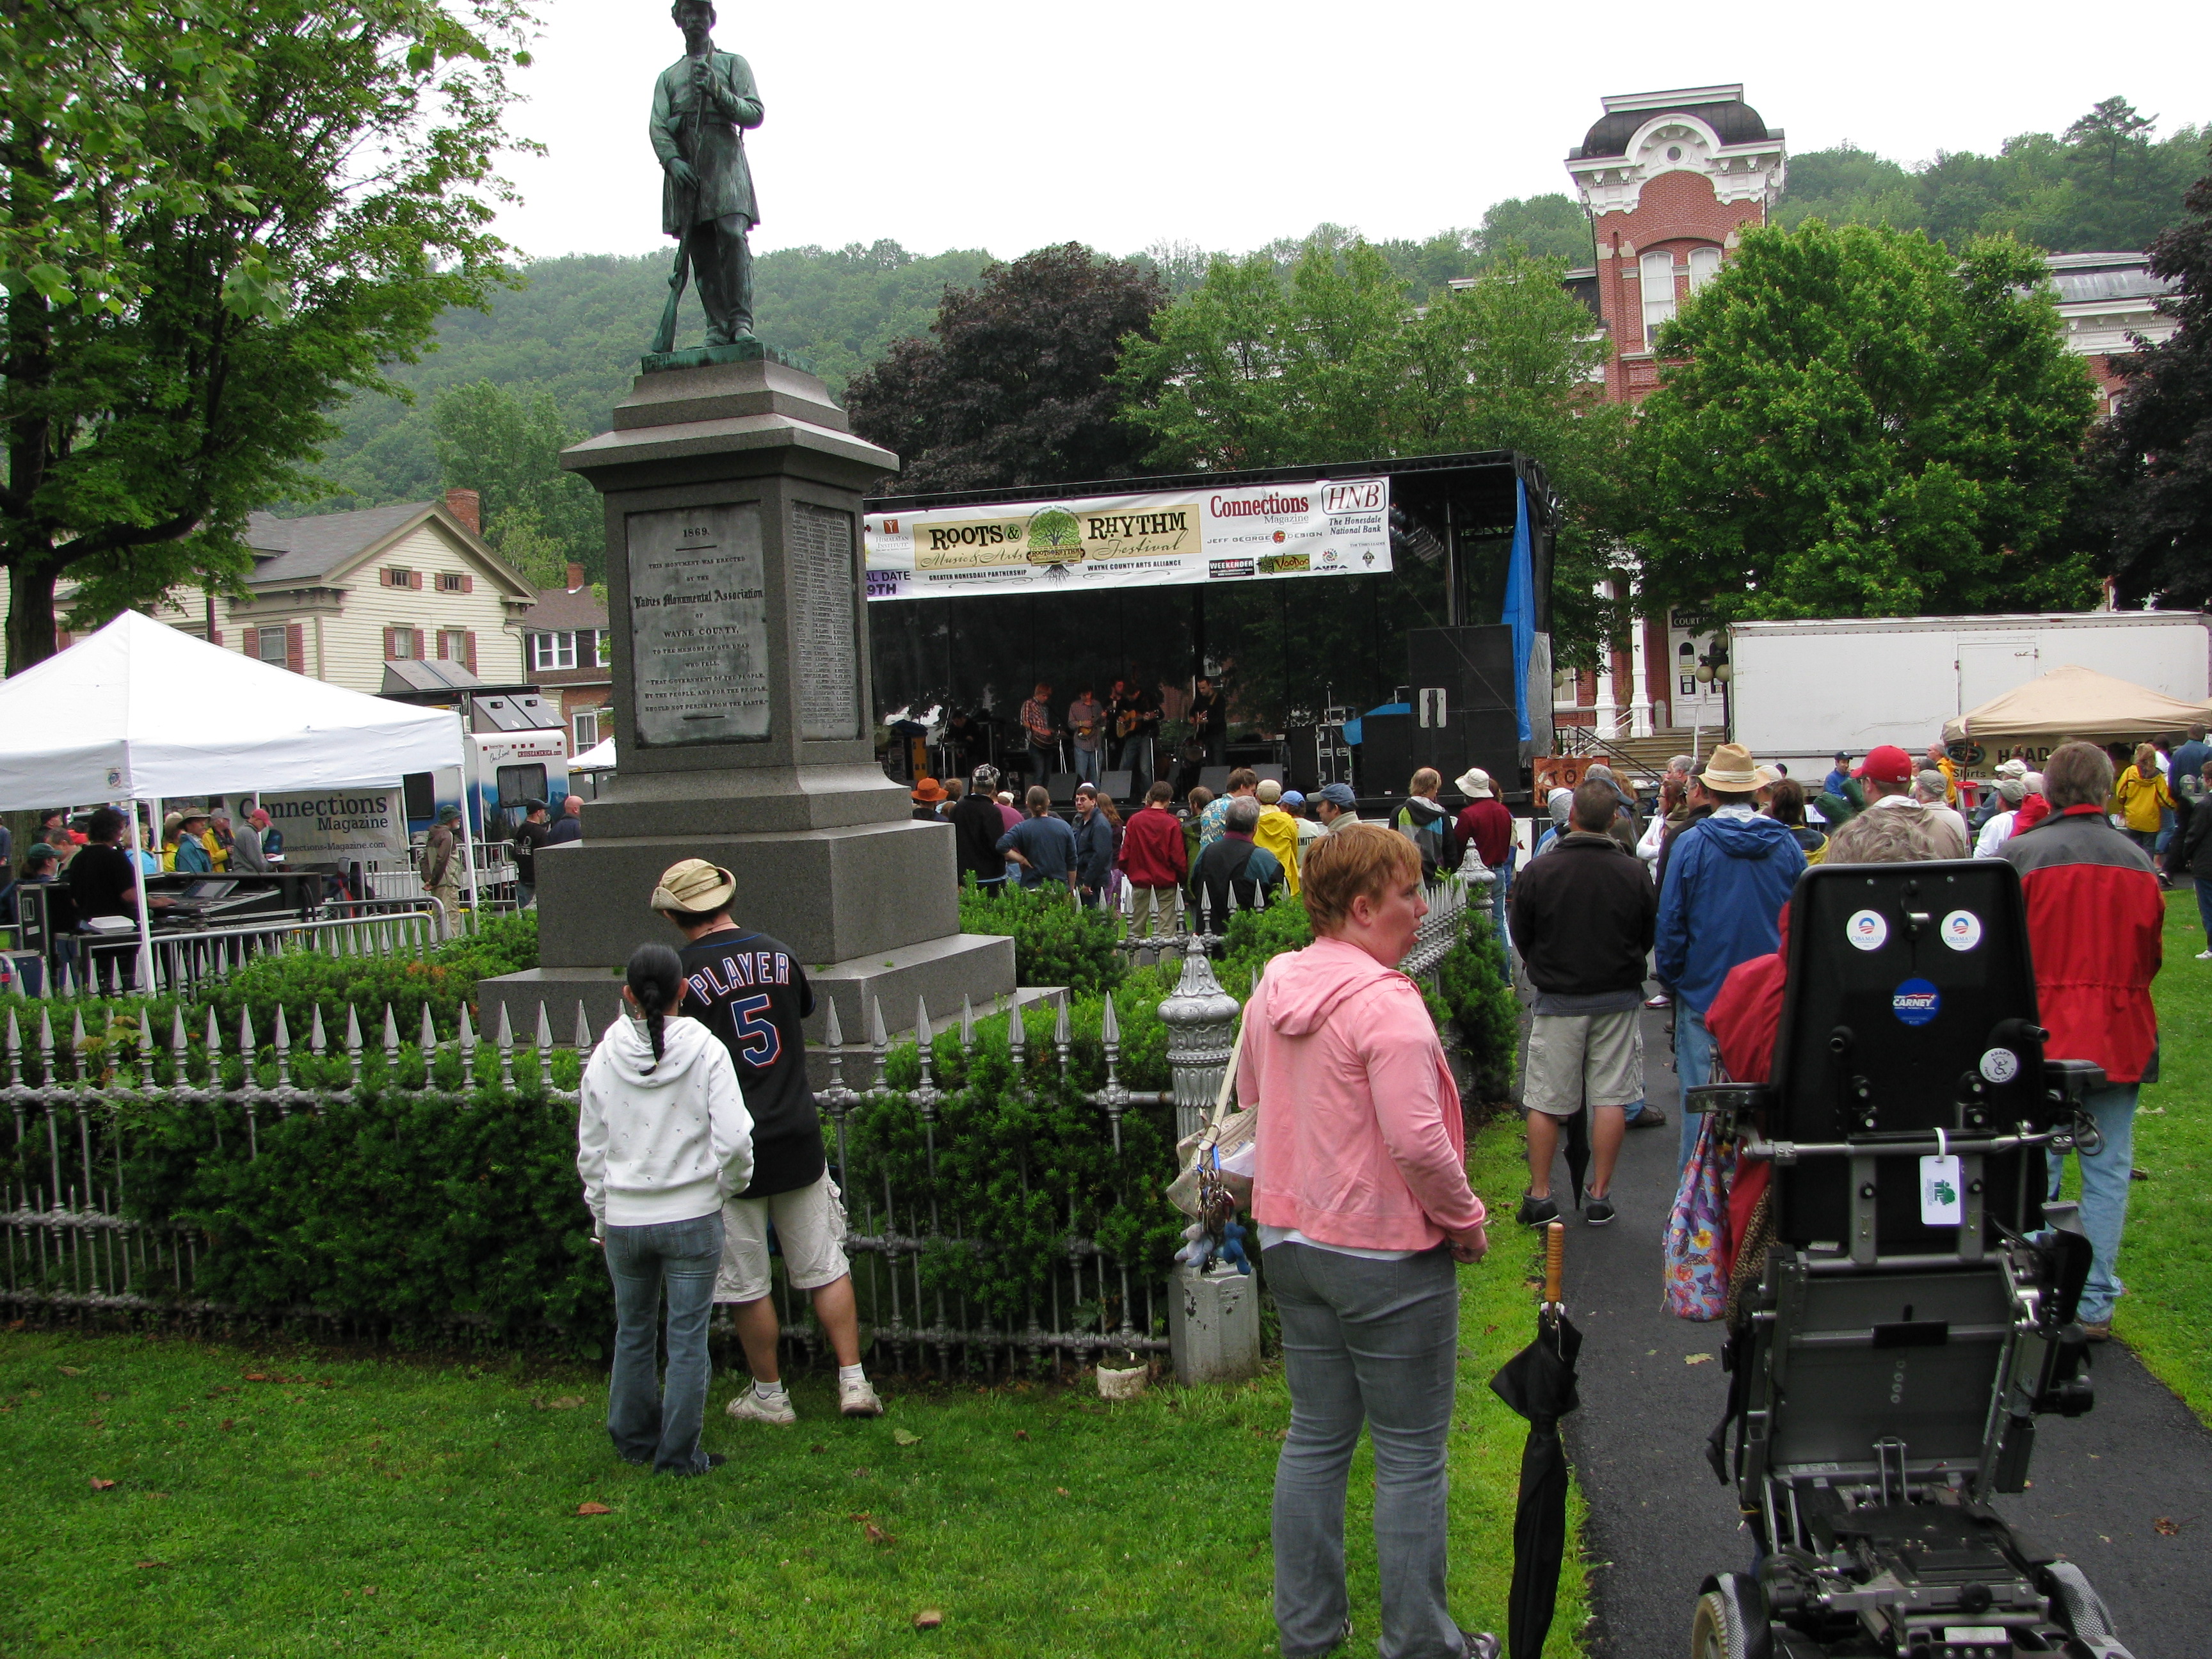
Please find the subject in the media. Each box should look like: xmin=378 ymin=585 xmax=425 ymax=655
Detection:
xmin=1241 ymin=822 xmax=1493 ymax=1659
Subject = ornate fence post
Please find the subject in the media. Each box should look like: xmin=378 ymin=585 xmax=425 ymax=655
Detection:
xmin=1155 ymin=934 xmax=1260 ymax=1386
xmin=1156 ymin=934 xmax=1240 ymax=1142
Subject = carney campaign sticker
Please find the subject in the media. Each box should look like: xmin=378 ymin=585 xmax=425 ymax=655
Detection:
xmin=1979 ymin=1047 xmax=2021 ymax=1084
xmin=1940 ymin=910 xmax=1984 ymax=952
xmin=1846 ymin=910 xmax=1889 ymax=952
xmin=1892 ymin=979 xmax=1941 ymax=1026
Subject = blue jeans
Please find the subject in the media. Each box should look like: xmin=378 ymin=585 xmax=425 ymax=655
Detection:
xmin=1486 ymin=851 xmax=1515 ymax=947
xmin=2046 ymin=1083 xmax=2138 ymax=1326
xmin=604 ymin=1210 xmax=724 ymax=1474
xmin=2195 ymin=877 xmax=2212 ymax=945
xmin=1266 ymin=1242 xmax=1464 ymax=1659
xmin=1673 ymin=1005 xmax=1716 ymax=1169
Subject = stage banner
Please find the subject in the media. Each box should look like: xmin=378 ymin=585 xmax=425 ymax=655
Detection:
xmin=863 ymin=477 xmax=1391 ymax=600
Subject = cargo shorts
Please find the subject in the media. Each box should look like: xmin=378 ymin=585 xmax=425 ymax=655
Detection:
xmin=714 ymin=1170 xmax=851 ymax=1304
xmin=1523 ymin=1008 xmax=1645 ymax=1117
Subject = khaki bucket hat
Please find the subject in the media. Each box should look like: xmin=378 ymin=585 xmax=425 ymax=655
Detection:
xmin=651 ymin=857 xmax=736 ymax=915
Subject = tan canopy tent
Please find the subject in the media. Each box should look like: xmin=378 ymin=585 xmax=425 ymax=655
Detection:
xmin=1943 ymin=662 xmax=2212 ymax=748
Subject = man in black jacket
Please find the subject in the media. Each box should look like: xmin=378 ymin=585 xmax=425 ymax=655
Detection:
xmin=950 ymin=765 xmax=1009 ymax=894
xmin=2167 ymin=755 xmax=2212 ymax=959
xmin=1507 ymin=780 xmax=1658 ymax=1228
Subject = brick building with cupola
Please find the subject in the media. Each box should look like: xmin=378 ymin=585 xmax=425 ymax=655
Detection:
xmin=1550 ymin=86 xmax=2177 ymax=754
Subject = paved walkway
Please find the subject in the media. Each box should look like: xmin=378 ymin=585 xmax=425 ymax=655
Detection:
xmin=1542 ymin=1005 xmax=2211 ymax=1659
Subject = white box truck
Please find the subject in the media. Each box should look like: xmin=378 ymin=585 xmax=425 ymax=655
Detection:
xmin=1727 ymin=611 xmax=2212 ymax=778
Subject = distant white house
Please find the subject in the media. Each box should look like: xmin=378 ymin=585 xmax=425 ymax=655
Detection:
xmin=139 ymin=489 xmax=541 ymax=693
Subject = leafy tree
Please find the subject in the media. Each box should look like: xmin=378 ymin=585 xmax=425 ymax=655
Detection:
xmin=2080 ymin=147 xmax=2212 ymax=604
xmin=1 ymin=0 xmax=531 ymax=672
xmin=431 ymin=381 xmax=602 ymax=585
xmin=1112 ymin=235 xmax=1632 ymax=707
xmin=1474 ymin=195 xmax=1596 ymax=267
xmin=1631 ymin=221 xmax=2100 ymax=622
xmin=846 ymin=243 xmax=1165 ymax=493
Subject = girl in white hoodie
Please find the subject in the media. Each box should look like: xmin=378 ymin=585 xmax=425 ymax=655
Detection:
xmin=578 ymin=943 xmax=753 ymax=1475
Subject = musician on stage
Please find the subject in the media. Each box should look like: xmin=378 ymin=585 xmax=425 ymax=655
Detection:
xmin=1018 ymin=681 xmax=1059 ymax=785
xmin=1067 ymin=685 xmax=1105 ymax=783
xmin=1111 ymin=678 xmax=1161 ymax=790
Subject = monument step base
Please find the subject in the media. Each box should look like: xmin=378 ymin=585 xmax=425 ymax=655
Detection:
xmin=476 ymin=931 xmax=1017 ymax=1068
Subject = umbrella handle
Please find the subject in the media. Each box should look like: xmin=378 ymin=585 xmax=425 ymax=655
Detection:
xmin=1543 ymin=1221 xmax=1564 ymax=1305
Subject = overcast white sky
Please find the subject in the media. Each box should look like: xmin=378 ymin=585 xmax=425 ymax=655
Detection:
xmin=492 ymin=0 xmax=2212 ymax=264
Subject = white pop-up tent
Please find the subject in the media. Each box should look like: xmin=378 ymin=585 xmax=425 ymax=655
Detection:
xmin=570 ymin=735 xmax=616 ymax=772
xmin=0 ymin=609 xmax=471 ymax=984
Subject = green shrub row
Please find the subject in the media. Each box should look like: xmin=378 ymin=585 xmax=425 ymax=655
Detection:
xmin=22 ymin=884 xmax=1518 ymax=1354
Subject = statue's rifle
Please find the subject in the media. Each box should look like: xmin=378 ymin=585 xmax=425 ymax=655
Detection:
xmin=651 ymin=54 xmax=712 ymax=355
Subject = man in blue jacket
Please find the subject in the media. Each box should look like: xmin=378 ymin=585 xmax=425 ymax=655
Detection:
xmin=1655 ymin=743 xmax=1807 ymax=1168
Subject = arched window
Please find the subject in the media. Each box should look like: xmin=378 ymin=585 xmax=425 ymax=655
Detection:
xmin=1687 ymin=246 xmax=1722 ymax=293
xmin=1641 ymin=251 xmax=1678 ymax=344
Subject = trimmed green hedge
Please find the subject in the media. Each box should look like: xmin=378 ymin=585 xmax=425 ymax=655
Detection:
xmin=62 ymin=886 xmax=1518 ymax=1352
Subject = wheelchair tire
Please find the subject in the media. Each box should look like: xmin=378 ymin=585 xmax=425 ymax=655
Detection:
xmin=1690 ymin=1573 xmax=1771 ymax=1659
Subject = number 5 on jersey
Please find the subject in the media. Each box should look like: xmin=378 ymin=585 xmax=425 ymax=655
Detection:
xmin=730 ymin=992 xmax=780 ymax=1066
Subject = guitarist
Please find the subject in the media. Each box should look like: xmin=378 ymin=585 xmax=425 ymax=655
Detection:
xmin=1112 ymin=678 xmax=1160 ymax=790
xmin=1174 ymin=673 xmax=1222 ymax=795
xmin=1066 ymin=686 xmax=1106 ymax=783
xmin=1018 ymin=680 xmax=1060 ymax=787
xmin=650 ymin=0 xmax=762 ymax=346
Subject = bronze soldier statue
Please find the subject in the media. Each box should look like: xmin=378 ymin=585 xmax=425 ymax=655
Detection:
xmin=650 ymin=0 xmax=761 ymax=347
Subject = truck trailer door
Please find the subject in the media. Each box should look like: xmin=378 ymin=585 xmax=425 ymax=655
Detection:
xmin=1957 ymin=636 xmax=2039 ymax=717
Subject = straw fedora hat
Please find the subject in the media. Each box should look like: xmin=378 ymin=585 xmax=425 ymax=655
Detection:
xmin=1697 ymin=744 xmax=1763 ymax=792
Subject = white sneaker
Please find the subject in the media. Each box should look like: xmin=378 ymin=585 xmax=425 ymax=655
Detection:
xmin=726 ymin=1388 xmax=796 ymax=1425
xmin=2197 ymin=949 xmax=2212 ymax=961
xmin=838 ymin=1375 xmax=885 ymax=1418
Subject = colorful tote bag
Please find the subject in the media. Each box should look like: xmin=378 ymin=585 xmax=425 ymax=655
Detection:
xmin=1663 ymin=1112 xmax=1735 ymax=1321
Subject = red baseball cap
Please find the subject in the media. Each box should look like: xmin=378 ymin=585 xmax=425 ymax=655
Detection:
xmin=1854 ymin=744 xmax=1914 ymax=784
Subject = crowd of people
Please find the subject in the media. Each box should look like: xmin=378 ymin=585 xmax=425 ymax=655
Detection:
xmin=551 ymin=712 xmax=2196 ymax=1657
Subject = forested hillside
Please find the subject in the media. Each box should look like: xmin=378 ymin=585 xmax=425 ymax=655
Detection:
xmin=313 ymin=241 xmax=994 ymax=513
xmin=301 ymin=97 xmax=2206 ymax=591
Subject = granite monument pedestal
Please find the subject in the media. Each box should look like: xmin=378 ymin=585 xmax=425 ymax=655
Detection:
xmin=477 ymin=351 xmax=1014 ymax=1047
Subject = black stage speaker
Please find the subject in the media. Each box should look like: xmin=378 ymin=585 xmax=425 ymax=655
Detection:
xmin=1098 ymin=769 xmax=1134 ymax=803
xmin=1406 ymin=625 xmax=1524 ymax=790
xmin=1046 ymin=772 xmax=1079 ymax=805
xmin=1196 ymin=765 xmax=1233 ymax=797
xmin=1355 ymin=712 xmax=1415 ymax=799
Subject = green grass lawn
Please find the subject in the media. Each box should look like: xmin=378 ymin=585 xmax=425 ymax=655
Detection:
xmin=0 ymin=1121 xmax=1585 ymax=1658
xmin=2113 ymin=888 xmax=2212 ymax=1421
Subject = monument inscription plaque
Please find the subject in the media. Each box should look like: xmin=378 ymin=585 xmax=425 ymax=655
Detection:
xmin=791 ymin=501 xmax=860 ymax=741
xmin=627 ymin=502 xmax=771 ymax=746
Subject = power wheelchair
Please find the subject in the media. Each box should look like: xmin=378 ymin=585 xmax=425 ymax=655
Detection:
xmin=1684 ymin=860 xmax=2136 ymax=1659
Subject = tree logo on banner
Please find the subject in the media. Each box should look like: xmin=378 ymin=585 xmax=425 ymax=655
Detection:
xmin=1026 ymin=508 xmax=1085 ymax=566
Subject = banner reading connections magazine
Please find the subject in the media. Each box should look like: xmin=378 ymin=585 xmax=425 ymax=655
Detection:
xmin=862 ymin=477 xmax=1391 ymax=600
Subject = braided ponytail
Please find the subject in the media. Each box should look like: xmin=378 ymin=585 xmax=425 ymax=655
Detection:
xmin=625 ymin=943 xmax=685 ymax=1071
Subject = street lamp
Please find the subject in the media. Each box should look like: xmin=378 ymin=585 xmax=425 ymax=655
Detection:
xmin=1693 ymin=644 xmax=1733 ymax=743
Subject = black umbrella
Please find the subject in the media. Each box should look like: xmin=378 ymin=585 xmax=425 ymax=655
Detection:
xmin=1560 ymin=1098 xmax=1591 ymax=1210
xmin=1490 ymin=1221 xmax=1582 ymax=1659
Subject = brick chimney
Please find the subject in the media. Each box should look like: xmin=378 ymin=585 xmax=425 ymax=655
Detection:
xmin=566 ymin=563 xmax=586 ymax=593
xmin=443 ymin=487 xmax=481 ymax=535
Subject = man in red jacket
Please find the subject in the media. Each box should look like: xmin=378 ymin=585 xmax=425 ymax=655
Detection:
xmin=2001 ymin=741 xmax=2165 ymax=1340
xmin=1116 ymin=780 xmax=1188 ymax=938
xmin=1453 ymin=767 xmax=1516 ymax=943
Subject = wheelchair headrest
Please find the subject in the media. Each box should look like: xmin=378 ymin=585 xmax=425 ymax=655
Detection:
xmin=1772 ymin=859 xmax=2047 ymax=1142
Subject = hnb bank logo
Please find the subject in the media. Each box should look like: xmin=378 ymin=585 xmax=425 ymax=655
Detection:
xmin=1324 ymin=481 xmax=1384 ymax=513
